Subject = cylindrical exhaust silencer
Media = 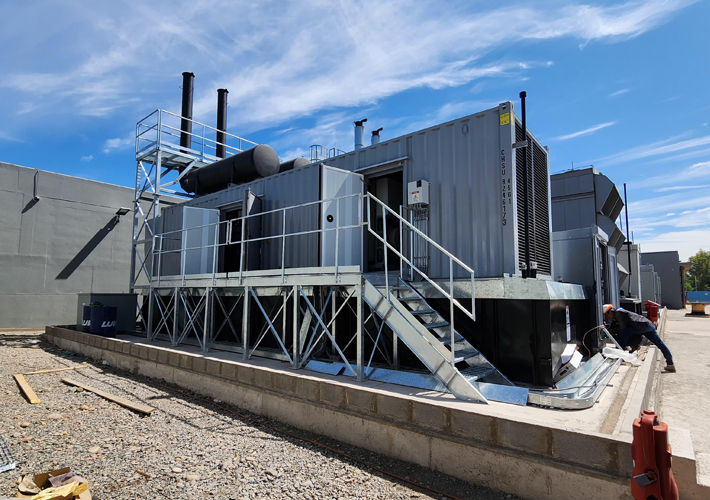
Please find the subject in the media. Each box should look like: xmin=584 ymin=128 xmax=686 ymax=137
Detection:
xmin=180 ymin=144 xmax=280 ymax=195
xmin=279 ymin=157 xmax=310 ymax=173
xmin=354 ymin=118 xmax=367 ymax=150
xmin=371 ymin=127 xmax=383 ymax=145
xmin=180 ymin=72 xmax=195 ymax=149
xmin=216 ymin=88 xmax=228 ymax=158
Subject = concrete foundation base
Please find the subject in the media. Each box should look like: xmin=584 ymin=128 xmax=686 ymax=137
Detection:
xmin=44 ymin=325 xmax=708 ymax=499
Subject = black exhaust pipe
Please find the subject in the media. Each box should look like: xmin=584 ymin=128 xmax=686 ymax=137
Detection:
xmin=180 ymin=72 xmax=195 ymax=149
xmin=216 ymin=88 xmax=228 ymax=158
xmin=520 ymin=91 xmax=532 ymax=278
xmin=623 ymin=183 xmax=632 ymax=282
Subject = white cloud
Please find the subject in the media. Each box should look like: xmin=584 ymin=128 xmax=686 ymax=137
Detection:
xmin=80 ymin=155 xmax=94 ymax=162
xmin=610 ymin=89 xmax=630 ymax=96
xmin=0 ymin=131 xmax=22 ymax=142
xmin=102 ymin=137 xmax=132 ymax=154
xmin=591 ymin=134 xmax=710 ymax=167
xmin=0 ymin=0 xmax=697 ymax=131
xmin=638 ymin=229 xmax=710 ymax=261
xmin=550 ymin=121 xmax=616 ymax=141
xmin=655 ymin=184 xmax=710 ymax=192
xmin=631 ymin=160 xmax=710 ymax=189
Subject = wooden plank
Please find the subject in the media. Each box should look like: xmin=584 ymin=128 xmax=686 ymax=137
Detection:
xmin=23 ymin=365 xmax=88 ymax=376
xmin=13 ymin=374 xmax=40 ymax=404
xmin=61 ymin=377 xmax=154 ymax=415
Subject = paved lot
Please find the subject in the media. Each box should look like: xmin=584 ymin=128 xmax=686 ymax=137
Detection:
xmin=1 ymin=331 xmax=516 ymax=500
xmin=658 ymin=307 xmax=710 ymax=462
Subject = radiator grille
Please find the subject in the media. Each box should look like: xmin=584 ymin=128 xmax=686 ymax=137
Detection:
xmin=515 ymin=122 xmax=551 ymax=276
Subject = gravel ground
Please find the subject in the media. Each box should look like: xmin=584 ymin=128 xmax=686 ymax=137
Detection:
xmin=0 ymin=331 xmax=518 ymax=500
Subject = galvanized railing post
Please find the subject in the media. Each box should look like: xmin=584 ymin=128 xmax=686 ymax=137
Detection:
xmin=399 ymin=206 xmax=404 ymax=280
xmin=180 ymin=221 xmax=186 ymax=285
xmin=471 ymin=271 xmax=476 ymax=321
xmin=201 ymin=124 xmax=205 ymax=160
xmin=383 ymin=200 xmax=389 ymax=293
xmin=281 ymin=208 xmax=287 ymax=284
xmin=359 ymin=194 xmax=364 ymax=272
xmin=212 ymin=219 xmax=219 ymax=286
xmin=334 ymin=200 xmax=340 ymax=282
xmin=157 ymin=235 xmax=163 ymax=287
xmin=450 ymin=259 xmax=455 ymax=364
xmin=239 ymin=213 xmax=246 ymax=285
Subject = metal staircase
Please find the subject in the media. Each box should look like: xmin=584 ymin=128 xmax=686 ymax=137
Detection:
xmin=362 ymin=194 xmax=517 ymax=404
xmin=363 ymin=277 xmax=513 ymax=403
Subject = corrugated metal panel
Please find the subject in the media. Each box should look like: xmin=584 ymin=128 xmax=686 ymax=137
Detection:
xmin=179 ymin=163 xmax=321 ymax=270
xmin=329 ymin=103 xmax=527 ymax=278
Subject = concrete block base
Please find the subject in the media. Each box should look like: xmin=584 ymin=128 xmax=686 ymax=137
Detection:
xmin=43 ymin=326 xmax=705 ymax=500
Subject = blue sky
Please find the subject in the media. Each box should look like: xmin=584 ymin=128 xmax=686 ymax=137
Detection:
xmin=1 ymin=0 xmax=708 ymax=259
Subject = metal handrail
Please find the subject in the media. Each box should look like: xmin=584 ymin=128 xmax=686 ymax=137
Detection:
xmin=149 ymin=189 xmax=476 ymax=366
xmin=136 ymin=109 xmax=258 ymax=162
xmin=365 ymin=193 xmax=475 ymax=364
xmin=153 ymin=193 xmax=363 ymax=285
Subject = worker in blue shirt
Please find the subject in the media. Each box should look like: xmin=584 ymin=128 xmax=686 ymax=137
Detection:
xmin=603 ymin=304 xmax=675 ymax=372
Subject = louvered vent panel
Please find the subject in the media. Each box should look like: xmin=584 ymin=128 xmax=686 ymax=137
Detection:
xmin=515 ymin=122 xmax=551 ymax=276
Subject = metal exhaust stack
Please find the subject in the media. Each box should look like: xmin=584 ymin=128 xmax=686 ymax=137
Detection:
xmin=371 ymin=127 xmax=383 ymax=145
xmin=623 ymin=183 xmax=632 ymax=282
xmin=216 ymin=88 xmax=228 ymax=158
xmin=519 ymin=91 xmax=534 ymax=279
xmin=354 ymin=118 xmax=367 ymax=150
xmin=180 ymin=72 xmax=195 ymax=149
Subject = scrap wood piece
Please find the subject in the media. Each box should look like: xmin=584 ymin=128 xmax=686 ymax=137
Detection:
xmin=60 ymin=378 xmax=154 ymax=415
xmin=13 ymin=374 xmax=40 ymax=404
xmin=23 ymin=365 xmax=88 ymax=376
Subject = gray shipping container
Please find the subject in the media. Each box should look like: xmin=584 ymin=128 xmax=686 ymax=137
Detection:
xmin=327 ymin=102 xmax=552 ymax=279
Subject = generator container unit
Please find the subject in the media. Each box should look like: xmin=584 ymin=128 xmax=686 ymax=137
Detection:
xmin=551 ymin=167 xmax=626 ymax=253
xmin=132 ymin=83 xmax=616 ymax=408
xmin=327 ymin=101 xmax=552 ymax=279
xmin=619 ymin=243 xmax=643 ymax=313
xmin=641 ymin=251 xmax=684 ymax=309
xmin=552 ymin=226 xmax=619 ymax=353
xmin=640 ymin=264 xmax=661 ymax=305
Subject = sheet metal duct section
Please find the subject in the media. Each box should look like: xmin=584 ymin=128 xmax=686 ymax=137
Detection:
xmin=216 ymin=88 xmax=228 ymax=158
xmin=279 ymin=157 xmax=309 ymax=173
xmin=180 ymin=145 xmax=280 ymax=196
xmin=354 ymin=118 xmax=367 ymax=150
xmin=371 ymin=128 xmax=382 ymax=145
xmin=180 ymin=72 xmax=195 ymax=150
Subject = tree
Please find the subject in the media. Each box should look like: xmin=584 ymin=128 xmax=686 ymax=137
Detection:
xmin=686 ymin=249 xmax=710 ymax=291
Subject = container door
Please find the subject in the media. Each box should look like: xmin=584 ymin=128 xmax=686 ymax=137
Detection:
xmin=320 ymin=165 xmax=364 ymax=268
xmin=181 ymin=207 xmax=219 ymax=275
xmin=243 ymin=189 xmax=263 ymax=271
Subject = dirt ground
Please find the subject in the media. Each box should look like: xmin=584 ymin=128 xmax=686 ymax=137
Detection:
xmin=0 ymin=330 xmax=517 ymax=500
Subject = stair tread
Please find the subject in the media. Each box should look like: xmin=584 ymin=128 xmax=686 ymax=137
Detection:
xmin=453 ymin=348 xmax=480 ymax=362
xmin=424 ymin=321 xmax=449 ymax=330
xmin=439 ymin=335 xmax=464 ymax=346
xmin=398 ymin=296 xmax=423 ymax=301
xmin=460 ymin=365 xmax=496 ymax=378
xmin=410 ymin=309 xmax=436 ymax=315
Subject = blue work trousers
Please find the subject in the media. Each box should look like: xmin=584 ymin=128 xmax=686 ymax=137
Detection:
xmin=619 ymin=324 xmax=674 ymax=365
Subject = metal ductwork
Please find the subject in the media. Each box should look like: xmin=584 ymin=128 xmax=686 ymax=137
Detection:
xmin=180 ymin=72 xmax=195 ymax=150
xmin=279 ymin=157 xmax=309 ymax=173
xmin=371 ymin=127 xmax=383 ymax=145
xmin=216 ymin=88 xmax=228 ymax=158
xmin=180 ymin=145 xmax=280 ymax=196
xmin=354 ymin=118 xmax=367 ymax=150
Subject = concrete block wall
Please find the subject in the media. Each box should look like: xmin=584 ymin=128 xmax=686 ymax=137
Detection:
xmin=46 ymin=326 xmax=641 ymax=500
xmin=0 ymin=162 xmax=135 ymax=328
